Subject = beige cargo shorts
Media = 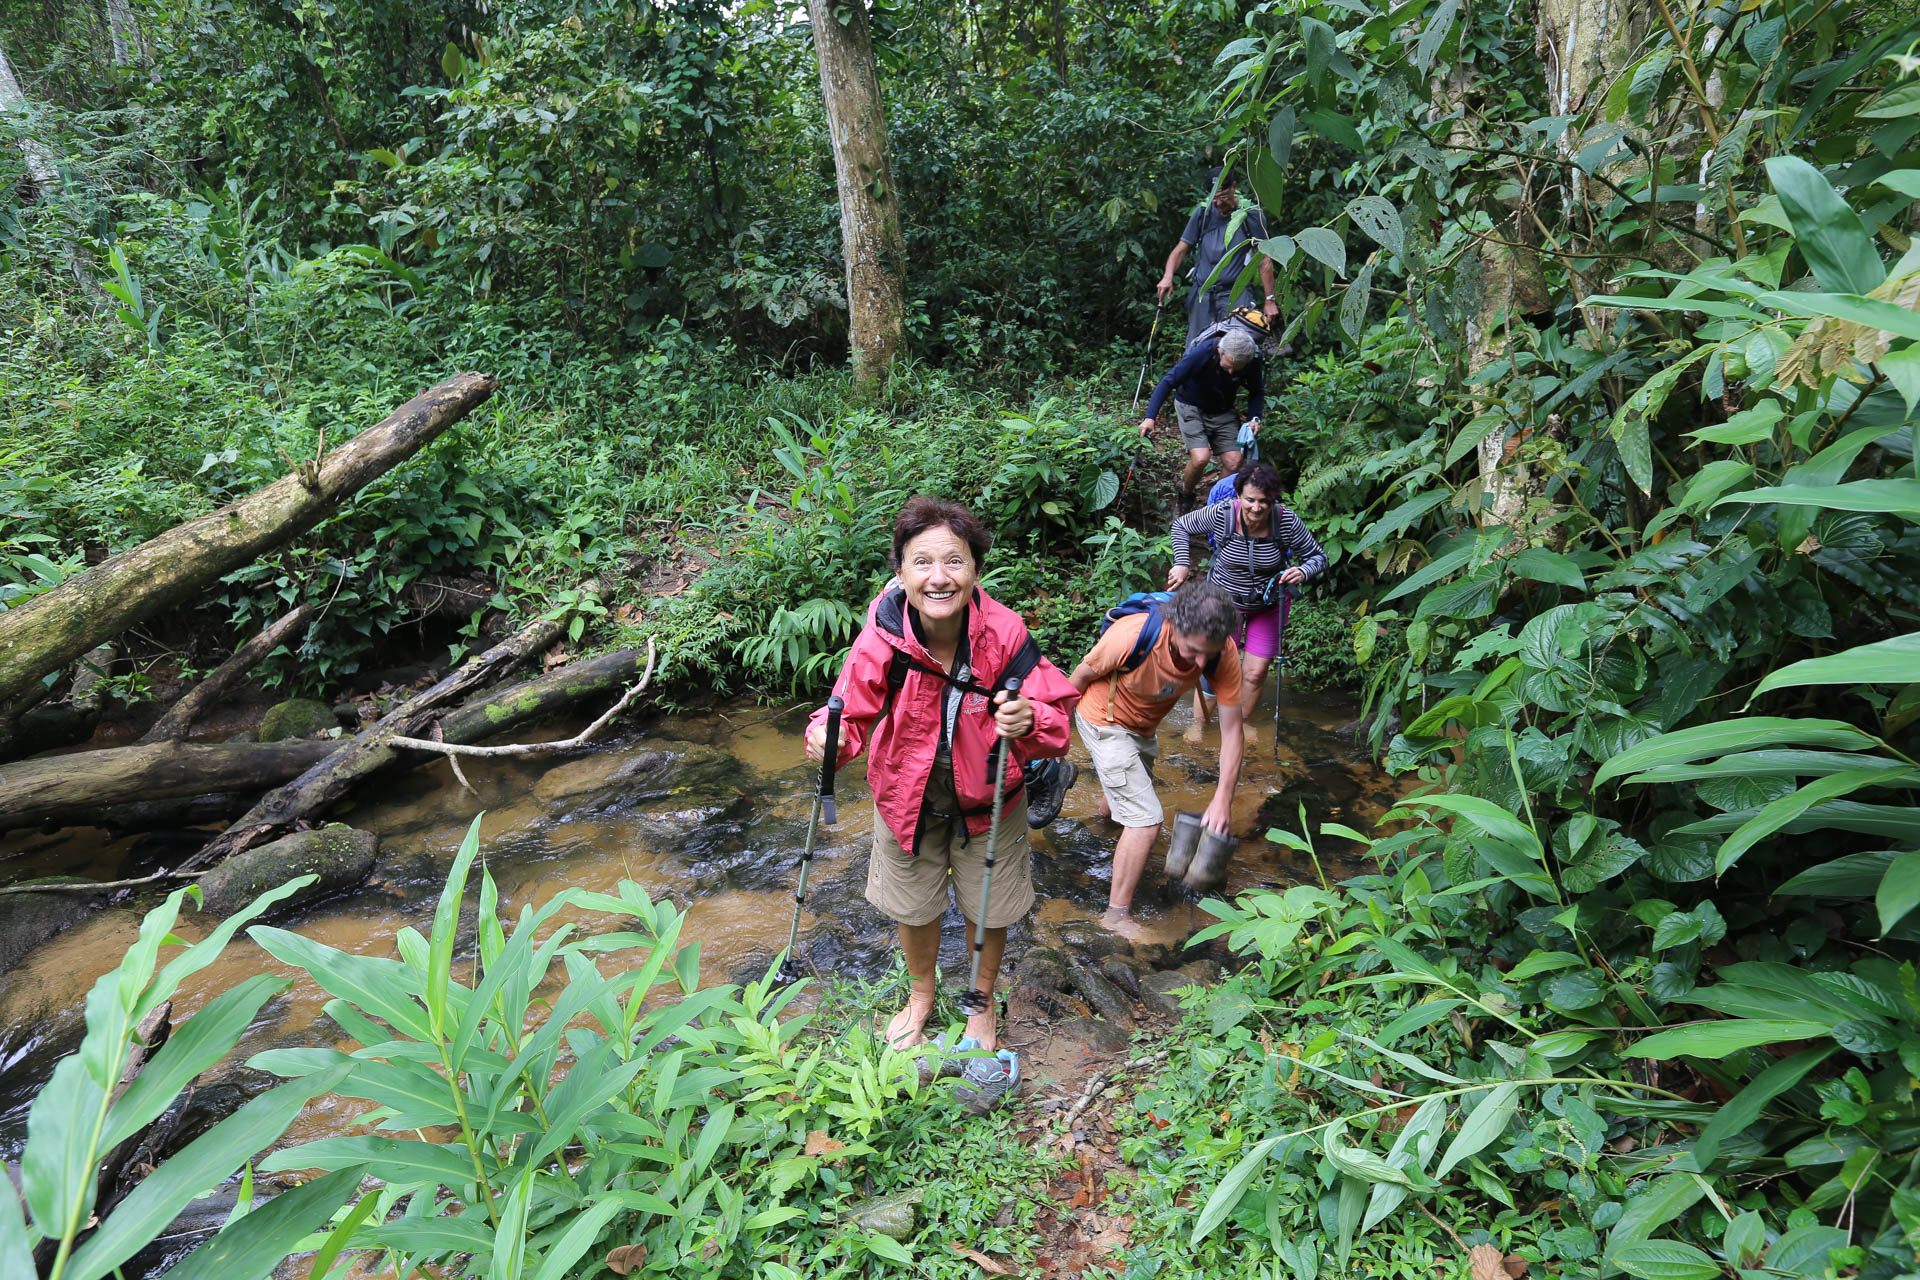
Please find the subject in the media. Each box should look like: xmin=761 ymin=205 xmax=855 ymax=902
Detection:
xmin=1076 ymin=711 xmax=1163 ymax=828
xmin=866 ymin=750 xmax=1034 ymax=928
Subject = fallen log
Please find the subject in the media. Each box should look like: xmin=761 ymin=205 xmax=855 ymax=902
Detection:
xmin=0 ymin=372 xmax=498 ymax=744
xmin=140 ymin=604 xmax=316 ymax=745
xmin=0 ymin=740 xmax=336 ymax=832
xmin=185 ymin=593 xmax=588 ymax=868
xmin=431 ymin=643 xmax=655 ymax=747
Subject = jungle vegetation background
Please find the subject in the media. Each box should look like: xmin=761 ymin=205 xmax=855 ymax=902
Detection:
xmin=5 ymin=0 xmax=1920 ymax=1278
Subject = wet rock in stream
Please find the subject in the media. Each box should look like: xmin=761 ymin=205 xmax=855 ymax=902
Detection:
xmin=195 ymin=825 xmax=377 ymax=917
xmin=534 ymin=742 xmax=745 ymax=811
xmin=0 ymin=881 xmax=108 ymax=976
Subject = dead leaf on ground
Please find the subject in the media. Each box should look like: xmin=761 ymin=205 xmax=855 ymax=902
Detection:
xmin=1502 ymin=1255 xmax=1528 ymax=1278
xmin=542 ymin=645 xmax=573 ymax=669
xmin=804 ymin=1129 xmax=847 ymax=1159
xmin=1468 ymin=1244 xmax=1506 ymax=1280
xmin=947 ymin=1241 xmax=1015 ymax=1274
xmin=604 ymin=1242 xmax=648 ymax=1275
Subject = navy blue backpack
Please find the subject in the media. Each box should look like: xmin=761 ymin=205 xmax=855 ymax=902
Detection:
xmin=1100 ymin=592 xmax=1221 ymax=679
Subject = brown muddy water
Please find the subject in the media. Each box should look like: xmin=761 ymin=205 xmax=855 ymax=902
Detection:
xmin=0 ymin=684 xmax=1394 ymax=1264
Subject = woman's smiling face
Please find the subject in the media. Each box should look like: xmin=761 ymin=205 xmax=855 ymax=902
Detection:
xmin=898 ymin=526 xmax=978 ymax=626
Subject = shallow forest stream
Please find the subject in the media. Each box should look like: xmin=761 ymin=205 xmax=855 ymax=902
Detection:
xmin=0 ymin=684 xmax=1392 ymax=1180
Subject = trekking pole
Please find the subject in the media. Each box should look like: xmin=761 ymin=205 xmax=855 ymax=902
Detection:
xmin=778 ymin=695 xmax=843 ymax=985
xmin=958 ymin=676 xmax=1022 ymax=1015
xmin=1131 ymin=302 xmax=1165 ymax=412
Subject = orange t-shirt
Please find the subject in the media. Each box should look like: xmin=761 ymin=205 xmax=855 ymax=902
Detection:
xmin=1076 ymin=613 xmax=1241 ymax=734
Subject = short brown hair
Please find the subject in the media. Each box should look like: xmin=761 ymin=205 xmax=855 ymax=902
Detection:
xmin=890 ymin=496 xmax=991 ymax=571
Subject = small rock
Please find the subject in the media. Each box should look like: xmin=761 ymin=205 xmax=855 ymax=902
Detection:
xmin=1178 ymin=958 xmax=1223 ymax=986
xmin=1100 ymin=956 xmax=1141 ymax=1000
xmin=1139 ymin=970 xmax=1194 ymax=1018
xmin=1055 ymin=1016 xmax=1132 ymax=1055
xmin=196 ymin=825 xmax=377 ymax=917
xmin=1013 ymin=945 xmax=1071 ymax=992
xmin=257 ymin=698 xmax=337 ymax=742
xmin=0 ymin=881 xmax=107 ymax=975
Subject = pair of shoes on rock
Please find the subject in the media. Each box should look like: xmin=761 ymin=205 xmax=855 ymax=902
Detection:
xmin=1025 ymin=758 xmax=1077 ymax=829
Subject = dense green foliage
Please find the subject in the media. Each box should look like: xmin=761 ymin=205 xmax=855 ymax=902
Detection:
xmin=8 ymin=0 xmax=1920 ymax=1275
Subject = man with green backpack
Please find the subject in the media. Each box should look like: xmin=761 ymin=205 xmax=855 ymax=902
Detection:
xmin=1062 ymin=581 xmax=1245 ymax=938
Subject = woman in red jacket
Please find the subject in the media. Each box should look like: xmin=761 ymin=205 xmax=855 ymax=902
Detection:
xmin=807 ymin=497 xmax=1080 ymax=1094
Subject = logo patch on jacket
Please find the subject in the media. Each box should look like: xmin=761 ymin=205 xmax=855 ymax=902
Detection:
xmin=962 ymin=692 xmax=990 ymax=715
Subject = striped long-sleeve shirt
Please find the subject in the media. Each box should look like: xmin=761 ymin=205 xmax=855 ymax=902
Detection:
xmin=1171 ymin=499 xmax=1328 ymax=600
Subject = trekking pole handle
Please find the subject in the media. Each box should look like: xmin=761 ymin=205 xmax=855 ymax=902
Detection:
xmin=819 ymin=696 xmax=844 ymax=826
xmin=992 ymin=676 xmax=1023 ymax=772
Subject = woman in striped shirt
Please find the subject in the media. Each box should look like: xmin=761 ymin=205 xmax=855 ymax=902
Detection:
xmin=1166 ymin=462 xmax=1327 ymax=721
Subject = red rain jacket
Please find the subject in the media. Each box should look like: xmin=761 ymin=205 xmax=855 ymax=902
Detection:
xmin=810 ymin=584 xmax=1079 ymax=855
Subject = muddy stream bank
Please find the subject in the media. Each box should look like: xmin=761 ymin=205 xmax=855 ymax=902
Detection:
xmin=0 ymin=683 xmax=1395 ymax=1198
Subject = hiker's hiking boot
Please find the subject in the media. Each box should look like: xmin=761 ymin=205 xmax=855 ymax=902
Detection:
xmin=1025 ymin=758 xmax=1076 ymax=828
xmin=954 ymin=1047 xmax=1021 ymax=1115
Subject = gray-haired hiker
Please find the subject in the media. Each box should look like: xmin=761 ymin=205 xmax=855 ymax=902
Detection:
xmin=1138 ymin=325 xmax=1266 ymax=510
xmin=1156 ymin=166 xmax=1280 ymax=346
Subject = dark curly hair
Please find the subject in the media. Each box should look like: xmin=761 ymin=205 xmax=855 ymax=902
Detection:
xmin=890 ymin=496 xmax=992 ymax=571
xmin=1233 ymin=461 xmax=1283 ymax=499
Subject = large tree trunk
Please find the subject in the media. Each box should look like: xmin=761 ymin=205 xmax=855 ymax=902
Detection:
xmin=0 ymin=39 xmax=60 ymax=197
xmin=0 ymin=741 xmax=336 ymax=831
xmin=104 ymin=0 xmax=142 ymax=66
xmin=808 ymin=0 xmax=906 ymax=384
xmin=0 ymin=373 xmax=498 ymax=742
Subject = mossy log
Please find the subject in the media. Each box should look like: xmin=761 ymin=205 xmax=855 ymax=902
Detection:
xmin=0 ymin=373 xmax=498 ymax=744
xmin=436 ymin=647 xmax=651 ymax=743
xmin=0 ymin=740 xmax=336 ymax=832
xmin=186 ymin=594 xmax=600 ymax=867
xmin=196 ymin=825 xmax=377 ymax=916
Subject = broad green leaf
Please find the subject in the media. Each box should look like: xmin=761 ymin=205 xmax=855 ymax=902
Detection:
xmin=366 ymin=1213 xmax=497 ymax=1258
xmin=1610 ymin=1239 xmax=1721 ymax=1280
xmin=1345 ymin=196 xmax=1404 ymax=256
xmin=1267 ymin=106 xmax=1296 ymax=171
xmin=260 ymin=1135 xmax=478 ymax=1185
xmin=1715 ymin=768 xmax=1920 ymax=874
xmin=249 ymin=927 xmax=435 ymax=1043
xmin=1594 ymin=718 xmax=1879 ymax=785
xmin=160 ymin=1167 xmax=367 ymax=1280
xmin=1766 ymin=156 xmax=1886 ymax=294
xmin=1776 ymin=849 xmax=1904 ymax=896
xmin=1755 ymin=633 xmax=1920 ymax=697
xmin=1361 ymin=1094 xmax=1447 ymax=1231
xmin=1191 ymin=1133 xmax=1285 ymax=1244
xmin=428 ymin=815 xmax=485 ymax=1040
xmin=1604 ymin=1174 xmax=1703 ymax=1259
xmin=1399 ymin=793 xmax=1540 ymax=855
xmin=1296 ymin=227 xmax=1347 ymax=278
xmin=526 ymin=1198 xmax=625 ymax=1280
xmin=1412 ymin=0 xmax=1460 ymax=72
xmin=0 ymin=1159 xmax=31 ymax=1277
xmin=1434 ymin=1083 xmax=1517 ymax=1178
xmin=102 ymin=973 xmax=287 ymax=1150
xmin=1753 ymin=291 xmax=1920 ymax=341
xmin=1877 ymin=342 xmax=1920 ymax=411
xmin=1691 ymin=1046 xmax=1832 ymax=1168
xmin=66 ymin=1063 xmax=352 ymax=1280
xmin=1877 ymin=850 xmax=1920 ymax=933
xmin=1765 ymin=1225 xmax=1849 ymax=1277
xmin=1630 ymin=1019 xmax=1831 ymax=1058
xmin=1687 ymin=399 xmax=1783 ymax=446
xmin=866 ymin=1232 xmax=915 ymax=1265
xmin=1511 ymin=548 xmax=1584 ymax=589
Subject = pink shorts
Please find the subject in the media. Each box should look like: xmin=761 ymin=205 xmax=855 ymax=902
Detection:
xmin=1236 ymin=594 xmax=1291 ymax=660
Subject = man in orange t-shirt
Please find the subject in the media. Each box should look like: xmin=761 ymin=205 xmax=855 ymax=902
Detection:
xmin=1066 ymin=582 xmax=1245 ymax=936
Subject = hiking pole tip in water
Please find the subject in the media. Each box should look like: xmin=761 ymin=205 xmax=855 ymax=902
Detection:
xmin=959 ymin=676 xmax=1022 ymax=1016
xmin=778 ymin=694 xmax=843 ymax=986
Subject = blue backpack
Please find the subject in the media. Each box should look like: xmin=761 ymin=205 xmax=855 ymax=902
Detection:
xmin=1100 ymin=592 xmax=1221 ymax=678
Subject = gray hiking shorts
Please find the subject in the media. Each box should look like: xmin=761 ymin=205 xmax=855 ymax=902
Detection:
xmin=1175 ymin=401 xmax=1242 ymax=457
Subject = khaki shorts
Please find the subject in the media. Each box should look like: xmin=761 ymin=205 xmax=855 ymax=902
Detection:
xmin=866 ymin=757 xmax=1034 ymax=928
xmin=1076 ymin=711 xmax=1163 ymax=828
xmin=1175 ymin=401 xmax=1242 ymax=457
